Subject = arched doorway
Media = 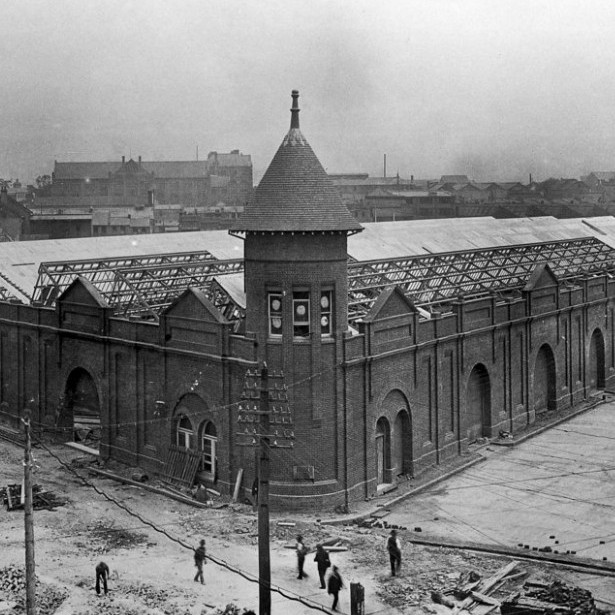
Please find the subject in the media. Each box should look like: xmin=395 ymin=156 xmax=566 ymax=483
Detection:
xmin=534 ymin=344 xmax=556 ymax=413
xmin=63 ymin=368 xmax=101 ymax=444
xmin=466 ymin=364 xmax=491 ymax=442
xmin=394 ymin=411 xmax=412 ymax=478
xmin=375 ymin=417 xmax=391 ymax=486
xmin=199 ymin=421 xmax=218 ymax=483
xmin=381 ymin=389 xmax=413 ymax=479
xmin=588 ymin=329 xmax=606 ymax=392
xmin=168 ymin=393 xmax=210 ymax=486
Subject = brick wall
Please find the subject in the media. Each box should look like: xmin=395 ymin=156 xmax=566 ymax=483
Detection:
xmin=0 ymin=265 xmax=612 ymax=511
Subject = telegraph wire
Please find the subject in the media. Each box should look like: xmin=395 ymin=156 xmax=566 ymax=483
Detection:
xmin=16 ymin=439 xmax=615 ymax=609
xmin=33 ymin=438 xmax=344 ymax=615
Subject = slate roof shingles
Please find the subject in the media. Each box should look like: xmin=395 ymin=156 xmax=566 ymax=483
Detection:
xmin=231 ymin=97 xmax=362 ymax=234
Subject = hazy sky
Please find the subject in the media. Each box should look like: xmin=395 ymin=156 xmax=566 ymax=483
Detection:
xmin=2 ymin=0 xmax=615 ymax=184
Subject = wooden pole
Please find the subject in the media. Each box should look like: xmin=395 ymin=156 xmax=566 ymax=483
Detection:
xmin=258 ymin=364 xmax=271 ymax=615
xmin=23 ymin=407 xmax=36 ymax=615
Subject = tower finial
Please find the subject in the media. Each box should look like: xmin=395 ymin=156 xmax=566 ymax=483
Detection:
xmin=290 ymin=90 xmax=300 ymax=129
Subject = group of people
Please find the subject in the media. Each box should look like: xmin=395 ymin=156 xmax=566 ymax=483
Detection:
xmin=92 ymin=539 xmax=208 ymax=597
xmin=95 ymin=529 xmax=402 ymax=611
xmin=295 ymin=535 xmax=344 ymax=611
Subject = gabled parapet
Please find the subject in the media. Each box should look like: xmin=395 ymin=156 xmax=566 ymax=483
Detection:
xmin=160 ymin=287 xmax=232 ymax=355
xmin=57 ymin=276 xmax=112 ymax=335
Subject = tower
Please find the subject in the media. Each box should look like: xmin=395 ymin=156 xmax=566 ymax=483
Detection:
xmin=230 ymin=91 xmax=362 ymax=505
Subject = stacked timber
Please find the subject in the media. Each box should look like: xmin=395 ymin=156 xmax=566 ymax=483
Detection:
xmin=501 ymin=580 xmax=608 ymax=615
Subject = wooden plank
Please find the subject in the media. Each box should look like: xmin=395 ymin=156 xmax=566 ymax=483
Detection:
xmin=89 ymin=467 xmax=212 ymax=509
xmin=470 ymin=591 xmax=501 ymax=606
xmin=470 ymin=604 xmax=499 ymax=615
xmin=459 ymin=561 xmax=518 ymax=611
xmin=477 ymin=561 xmax=518 ymax=594
xmin=232 ymin=468 xmax=243 ymax=502
xmin=161 ymin=447 xmax=201 ymax=486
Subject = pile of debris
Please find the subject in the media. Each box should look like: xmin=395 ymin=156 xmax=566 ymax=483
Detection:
xmin=429 ymin=561 xmax=524 ymax=614
xmin=114 ymin=580 xmax=198 ymax=615
xmin=0 ymin=565 xmax=68 ymax=615
xmin=501 ymin=579 xmax=609 ymax=615
xmin=1 ymin=483 xmax=66 ymax=511
xmin=86 ymin=519 xmax=150 ymax=552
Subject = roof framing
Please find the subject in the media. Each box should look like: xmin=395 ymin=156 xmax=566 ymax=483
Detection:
xmin=32 ymin=250 xmax=244 ymax=320
xmin=25 ymin=236 xmax=615 ymax=326
xmin=347 ymin=237 xmax=615 ymax=323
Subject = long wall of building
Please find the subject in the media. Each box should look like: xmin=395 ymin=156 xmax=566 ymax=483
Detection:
xmin=0 ymin=262 xmax=611 ymax=510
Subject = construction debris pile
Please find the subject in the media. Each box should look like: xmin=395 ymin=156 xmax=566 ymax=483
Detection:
xmin=428 ymin=561 xmax=521 ymax=615
xmin=110 ymin=581 xmax=199 ymax=615
xmin=501 ymin=579 xmax=609 ymax=615
xmin=0 ymin=565 xmax=68 ymax=615
xmin=1 ymin=483 xmax=66 ymax=511
xmin=83 ymin=519 xmax=150 ymax=553
xmin=69 ymin=579 xmax=235 ymax=615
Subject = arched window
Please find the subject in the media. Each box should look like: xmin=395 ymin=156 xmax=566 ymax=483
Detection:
xmin=201 ymin=421 xmax=218 ymax=481
xmin=176 ymin=415 xmax=195 ymax=449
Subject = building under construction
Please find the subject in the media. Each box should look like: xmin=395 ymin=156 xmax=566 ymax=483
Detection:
xmin=0 ymin=92 xmax=614 ymax=509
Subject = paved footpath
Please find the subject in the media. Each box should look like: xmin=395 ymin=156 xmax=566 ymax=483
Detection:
xmin=387 ymin=402 xmax=615 ymax=559
xmin=383 ymin=401 xmax=615 ymax=601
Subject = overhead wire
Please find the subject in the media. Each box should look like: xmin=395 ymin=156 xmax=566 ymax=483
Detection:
xmin=33 ymin=438 xmax=343 ymax=615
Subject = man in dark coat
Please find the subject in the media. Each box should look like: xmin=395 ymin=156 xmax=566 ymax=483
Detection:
xmin=95 ymin=561 xmax=110 ymax=595
xmin=194 ymin=539 xmax=207 ymax=584
xmin=313 ymin=544 xmax=331 ymax=589
xmin=295 ymin=534 xmax=308 ymax=579
xmin=327 ymin=565 xmax=344 ymax=611
xmin=386 ymin=529 xmax=402 ymax=576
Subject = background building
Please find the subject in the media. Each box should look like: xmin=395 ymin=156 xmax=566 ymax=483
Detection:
xmin=36 ymin=152 xmax=253 ymax=210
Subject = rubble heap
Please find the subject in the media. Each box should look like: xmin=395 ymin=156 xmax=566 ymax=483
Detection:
xmin=502 ymin=579 xmax=609 ymax=615
xmin=0 ymin=565 xmax=68 ymax=615
xmin=1 ymin=483 xmax=66 ymax=511
xmin=113 ymin=581 xmax=195 ymax=615
xmin=86 ymin=519 xmax=149 ymax=552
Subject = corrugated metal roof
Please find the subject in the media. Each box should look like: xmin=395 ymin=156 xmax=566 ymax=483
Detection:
xmin=4 ymin=216 xmax=615 ymax=306
xmin=0 ymin=230 xmax=244 ymax=300
xmin=141 ymin=161 xmax=209 ymax=178
xmin=346 ymin=217 xmax=615 ymax=260
xmin=209 ymin=153 xmax=252 ymax=167
xmin=53 ymin=158 xmax=251 ymax=181
xmin=214 ymin=272 xmax=245 ymax=308
xmin=54 ymin=162 xmax=120 ymax=180
xmin=383 ymin=190 xmax=453 ymax=198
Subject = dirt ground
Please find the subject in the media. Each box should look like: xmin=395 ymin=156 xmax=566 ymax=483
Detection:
xmin=0 ymin=441 xmax=612 ymax=615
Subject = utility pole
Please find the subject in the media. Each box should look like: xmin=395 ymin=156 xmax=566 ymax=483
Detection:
xmin=23 ymin=407 xmax=36 ymax=615
xmin=237 ymin=364 xmax=293 ymax=615
xmin=257 ymin=366 xmax=271 ymax=615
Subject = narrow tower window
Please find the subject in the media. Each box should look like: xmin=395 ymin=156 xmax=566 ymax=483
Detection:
xmin=293 ymin=291 xmax=310 ymax=337
xmin=268 ymin=292 xmax=283 ymax=337
xmin=320 ymin=291 xmax=333 ymax=336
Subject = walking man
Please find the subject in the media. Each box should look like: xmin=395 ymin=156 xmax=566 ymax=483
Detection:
xmin=386 ymin=529 xmax=402 ymax=576
xmin=327 ymin=565 xmax=344 ymax=611
xmin=295 ymin=534 xmax=308 ymax=579
xmin=95 ymin=561 xmax=110 ymax=595
xmin=313 ymin=544 xmax=331 ymax=589
xmin=194 ymin=539 xmax=207 ymax=584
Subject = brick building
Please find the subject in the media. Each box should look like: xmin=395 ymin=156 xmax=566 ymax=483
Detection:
xmin=37 ymin=151 xmax=253 ymax=209
xmin=0 ymin=93 xmax=614 ymax=510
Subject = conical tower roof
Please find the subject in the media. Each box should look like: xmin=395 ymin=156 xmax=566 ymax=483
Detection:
xmin=231 ymin=91 xmax=362 ymax=234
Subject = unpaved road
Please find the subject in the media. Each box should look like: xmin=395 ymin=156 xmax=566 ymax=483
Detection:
xmin=0 ymin=440 xmax=613 ymax=614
